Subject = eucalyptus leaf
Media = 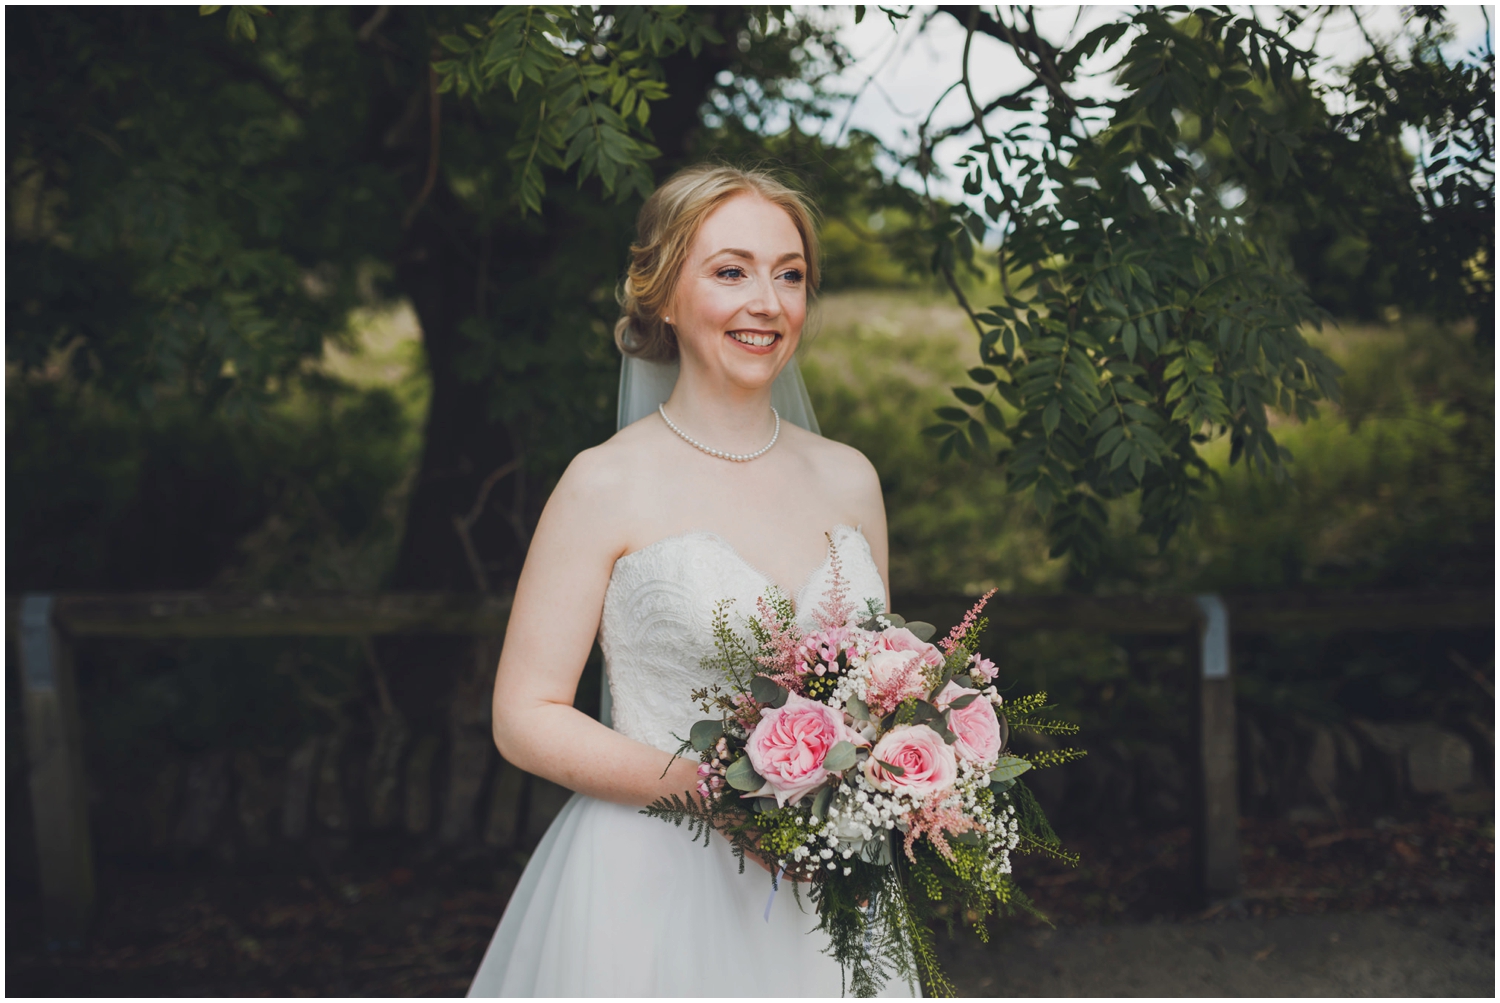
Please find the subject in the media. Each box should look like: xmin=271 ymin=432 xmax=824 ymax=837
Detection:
xmin=875 ymin=758 xmax=906 ymax=777
xmin=846 ymin=695 xmax=871 ymax=721
xmin=989 ymin=755 xmax=1032 ymax=784
xmin=749 ymin=675 xmax=787 ymax=707
xmin=948 ymin=693 xmax=979 ymax=710
xmin=904 ymin=621 xmax=937 ymax=642
xmin=725 ymin=755 xmax=764 ymax=792
xmin=689 ymin=719 xmax=723 ymax=752
xmin=811 ymin=785 xmax=833 ymax=820
xmin=823 ymin=740 xmax=858 ymax=773
xmin=753 ymin=797 xmax=779 ymax=813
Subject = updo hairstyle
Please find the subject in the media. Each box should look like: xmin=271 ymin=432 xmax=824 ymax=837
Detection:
xmin=614 ymin=164 xmax=820 ymax=362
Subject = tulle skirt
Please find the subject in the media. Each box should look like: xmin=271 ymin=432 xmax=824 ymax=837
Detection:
xmin=466 ymin=792 xmax=917 ymax=997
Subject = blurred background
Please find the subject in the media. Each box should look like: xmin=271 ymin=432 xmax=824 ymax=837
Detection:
xmin=6 ymin=5 xmax=1493 ymax=996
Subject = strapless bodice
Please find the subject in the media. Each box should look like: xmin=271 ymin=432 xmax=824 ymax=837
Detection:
xmin=598 ymin=524 xmax=885 ymax=754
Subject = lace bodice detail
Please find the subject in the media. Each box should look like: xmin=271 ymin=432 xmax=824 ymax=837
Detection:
xmin=599 ymin=524 xmax=886 ymax=754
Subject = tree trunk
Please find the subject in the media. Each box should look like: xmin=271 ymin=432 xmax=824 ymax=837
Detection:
xmin=379 ymin=21 xmax=740 ymax=848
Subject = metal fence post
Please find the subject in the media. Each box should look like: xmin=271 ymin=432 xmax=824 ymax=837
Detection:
xmin=17 ymin=594 xmax=95 ymax=943
xmin=1195 ymin=594 xmax=1241 ymax=901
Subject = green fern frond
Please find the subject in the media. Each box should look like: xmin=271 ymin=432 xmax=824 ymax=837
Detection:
xmin=1021 ymin=747 xmax=1087 ymax=770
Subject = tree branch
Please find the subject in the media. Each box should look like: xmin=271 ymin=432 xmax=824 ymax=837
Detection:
xmin=356 ymin=5 xmax=391 ymax=43
xmin=401 ymin=65 xmax=441 ymax=230
xmin=934 ymin=4 xmax=1094 ymax=113
xmin=930 ymin=79 xmax=1043 ymax=143
xmin=452 ymin=459 xmax=523 ymax=595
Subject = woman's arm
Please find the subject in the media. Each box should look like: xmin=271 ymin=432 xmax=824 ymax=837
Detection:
xmin=489 ymin=448 xmax=700 ymax=808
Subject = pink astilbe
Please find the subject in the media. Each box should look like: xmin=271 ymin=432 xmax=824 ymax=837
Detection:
xmin=902 ymin=796 xmax=981 ymax=863
xmin=864 ymin=650 xmax=928 ymax=717
xmin=939 ymin=588 xmax=999 ymax=655
xmin=812 ymin=533 xmax=856 ymax=631
xmin=755 ymin=594 xmax=805 ymax=692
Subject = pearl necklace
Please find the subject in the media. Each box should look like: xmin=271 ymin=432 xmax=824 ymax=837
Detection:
xmin=658 ymin=404 xmax=780 ymax=462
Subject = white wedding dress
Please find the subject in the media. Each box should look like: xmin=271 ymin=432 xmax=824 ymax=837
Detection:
xmin=467 ymin=524 xmax=916 ymax=998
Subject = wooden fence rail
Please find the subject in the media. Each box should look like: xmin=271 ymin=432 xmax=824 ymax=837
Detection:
xmin=9 ymin=588 xmax=1492 ymax=942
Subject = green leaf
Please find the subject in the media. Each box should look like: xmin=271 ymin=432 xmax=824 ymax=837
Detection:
xmin=823 ymin=741 xmax=858 ymax=773
xmin=750 ymin=675 xmax=787 ymax=708
xmin=811 ymin=785 xmax=834 ymax=820
xmin=948 ymin=693 xmax=980 ymax=709
xmin=904 ymin=621 xmax=936 ymax=642
xmin=968 ymin=419 xmax=991 ymax=454
xmin=990 ymin=755 xmax=1032 ymax=784
xmin=689 ymin=719 xmax=723 ymax=752
xmin=846 ymin=695 xmax=871 ymax=722
xmin=874 ymin=758 xmax=906 ymax=778
xmin=935 ymin=406 xmax=970 ymax=422
xmin=983 ymin=401 xmax=1008 ymax=431
xmin=725 ymin=755 xmax=763 ymax=792
xmin=1042 ymin=398 xmax=1062 ymax=436
xmin=1094 ymin=424 xmax=1127 ymax=458
xmin=952 ymin=386 xmax=984 ymax=406
xmin=968 ymin=367 xmax=997 ymax=384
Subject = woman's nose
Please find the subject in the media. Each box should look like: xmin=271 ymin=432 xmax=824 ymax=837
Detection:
xmin=746 ymin=274 xmax=783 ymax=318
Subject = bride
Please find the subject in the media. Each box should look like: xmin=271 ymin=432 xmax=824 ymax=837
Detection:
xmin=468 ymin=165 xmax=912 ymax=997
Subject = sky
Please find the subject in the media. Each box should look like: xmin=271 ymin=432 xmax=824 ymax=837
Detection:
xmin=805 ymin=4 xmax=1494 ymax=200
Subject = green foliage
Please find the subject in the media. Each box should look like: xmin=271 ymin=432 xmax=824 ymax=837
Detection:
xmin=8 ymin=7 xmax=395 ymax=420
xmin=1231 ymin=8 xmax=1494 ymax=340
xmin=432 ymin=6 xmax=728 ymax=212
xmin=6 ymin=369 xmax=419 ymax=592
xmin=912 ymin=7 xmax=1347 ymax=571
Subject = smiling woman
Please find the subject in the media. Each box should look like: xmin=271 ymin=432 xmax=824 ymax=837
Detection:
xmin=466 ymin=166 xmax=904 ymax=996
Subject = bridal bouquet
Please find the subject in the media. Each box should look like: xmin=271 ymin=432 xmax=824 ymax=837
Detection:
xmin=643 ymin=546 xmax=1083 ymax=997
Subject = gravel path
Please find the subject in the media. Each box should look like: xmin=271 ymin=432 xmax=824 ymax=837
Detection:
xmin=939 ymin=907 xmax=1495 ymax=997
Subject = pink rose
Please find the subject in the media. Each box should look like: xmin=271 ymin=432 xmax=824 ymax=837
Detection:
xmin=864 ymin=724 xmax=957 ymax=800
xmin=936 ymin=681 xmax=1002 ymax=764
xmin=745 ymin=692 xmax=862 ymax=807
xmin=863 ymin=649 xmax=928 ymax=716
xmin=876 ymin=627 xmax=945 ymax=669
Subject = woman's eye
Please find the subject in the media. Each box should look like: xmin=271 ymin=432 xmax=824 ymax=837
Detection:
xmin=779 ymin=269 xmax=804 ymax=284
xmin=716 ymin=266 xmax=746 ymax=280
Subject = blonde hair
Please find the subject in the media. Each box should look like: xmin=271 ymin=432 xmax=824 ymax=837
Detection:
xmin=614 ymin=164 xmax=820 ymax=362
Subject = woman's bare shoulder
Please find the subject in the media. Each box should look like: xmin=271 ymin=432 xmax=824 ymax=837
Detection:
xmin=548 ymin=416 xmax=665 ymax=516
xmin=787 ymin=424 xmax=879 ymax=484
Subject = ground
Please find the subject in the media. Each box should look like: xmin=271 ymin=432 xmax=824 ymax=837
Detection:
xmin=938 ymin=907 xmax=1494 ymax=997
xmin=7 ymin=806 xmax=1493 ymax=996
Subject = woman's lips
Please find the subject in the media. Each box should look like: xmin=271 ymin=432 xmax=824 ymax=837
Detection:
xmin=726 ymin=330 xmax=780 ymax=355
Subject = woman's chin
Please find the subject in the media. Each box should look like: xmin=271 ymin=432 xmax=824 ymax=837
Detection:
xmin=719 ymin=349 xmax=789 ymax=390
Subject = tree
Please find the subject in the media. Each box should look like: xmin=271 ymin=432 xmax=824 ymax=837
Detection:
xmin=885 ymin=5 xmax=1491 ymax=571
xmin=7 ymin=4 xmax=845 ymax=846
